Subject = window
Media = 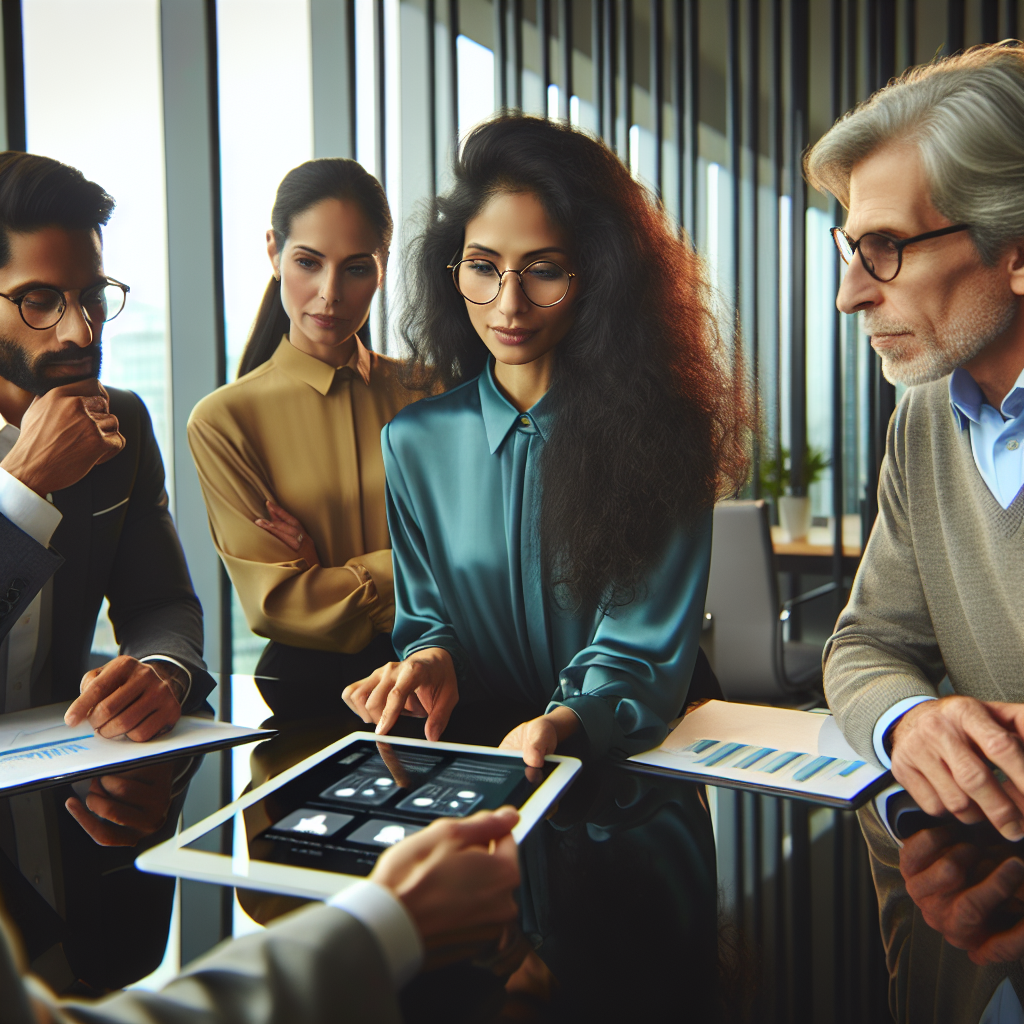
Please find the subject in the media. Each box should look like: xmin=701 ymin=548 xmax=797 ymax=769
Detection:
xmin=24 ymin=0 xmax=171 ymax=465
xmin=216 ymin=0 xmax=313 ymax=673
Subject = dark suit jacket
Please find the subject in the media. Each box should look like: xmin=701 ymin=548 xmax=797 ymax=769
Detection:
xmin=0 ymin=387 xmax=213 ymax=709
xmin=0 ymin=388 xmax=214 ymax=989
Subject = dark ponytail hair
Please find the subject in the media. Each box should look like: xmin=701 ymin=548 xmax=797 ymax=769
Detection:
xmin=237 ymin=159 xmax=393 ymax=378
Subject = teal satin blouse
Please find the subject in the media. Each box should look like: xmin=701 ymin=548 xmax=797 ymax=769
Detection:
xmin=382 ymin=361 xmax=712 ymax=759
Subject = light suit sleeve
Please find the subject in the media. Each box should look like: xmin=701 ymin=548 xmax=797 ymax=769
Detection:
xmin=11 ymin=903 xmax=401 ymax=1024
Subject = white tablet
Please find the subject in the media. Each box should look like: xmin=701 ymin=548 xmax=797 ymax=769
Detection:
xmin=137 ymin=731 xmax=581 ymax=900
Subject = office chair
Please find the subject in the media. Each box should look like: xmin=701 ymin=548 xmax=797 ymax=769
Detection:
xmin=700 ymin=499 xmax=835 ymax=703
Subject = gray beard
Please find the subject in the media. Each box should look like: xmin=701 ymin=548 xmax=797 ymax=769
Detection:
xmin=862 ymin=296 xmax=1018 ymax=388
xmin=0 ymin=337 xmax=101 ymax=395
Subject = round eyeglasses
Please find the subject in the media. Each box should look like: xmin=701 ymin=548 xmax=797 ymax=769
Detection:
xmin=830 ymin=224 xmax=971 ymax=283
xmin=0 ymin=278 xmax=130 ymax=331
xmin=447 ymin=258 xmax=576 ymax=307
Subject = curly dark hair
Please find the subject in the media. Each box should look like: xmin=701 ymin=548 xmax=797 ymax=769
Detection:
xmin=399 ymin=115 xmax=750 ymax=611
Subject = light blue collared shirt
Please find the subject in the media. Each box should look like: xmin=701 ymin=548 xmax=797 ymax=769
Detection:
xmin=949 ymin=366 xmax=1024 ymax=509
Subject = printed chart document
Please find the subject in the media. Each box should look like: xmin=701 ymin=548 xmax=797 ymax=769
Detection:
xmin=627 ymin=700 xmax=890 ymax=808
xmin=0 ymin=702 xmax=273 ymax=798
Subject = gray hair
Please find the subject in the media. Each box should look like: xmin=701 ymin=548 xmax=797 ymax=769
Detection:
xmin=804 ymin=43 xmax=1024 ymax=265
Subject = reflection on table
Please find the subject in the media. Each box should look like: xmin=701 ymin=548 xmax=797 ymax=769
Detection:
xmin=228 ymin=692 xmax=723 ymax=1022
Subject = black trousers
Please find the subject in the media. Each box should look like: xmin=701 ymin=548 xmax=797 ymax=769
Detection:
xmin=253 ymin=633 xmax=397 ymax=719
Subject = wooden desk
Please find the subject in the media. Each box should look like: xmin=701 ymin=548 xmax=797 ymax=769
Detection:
xmin=771 ymin=525 xmax=862 ymax=575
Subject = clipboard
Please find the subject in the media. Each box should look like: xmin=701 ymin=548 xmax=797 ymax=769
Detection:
xmin=0 ymin=702 xmax=274 ymax=797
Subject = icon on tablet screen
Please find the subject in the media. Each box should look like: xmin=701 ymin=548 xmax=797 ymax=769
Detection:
xmin=271 ymin=809 xmax=353 ymax=837
xmin=347 ymin=818 xmax=423 ymax=848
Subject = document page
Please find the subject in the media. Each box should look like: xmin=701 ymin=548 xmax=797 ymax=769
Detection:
xmin=0 ymin=702 xmax=272 ymax=797
xmin=627 ymin=700 xmax=889 ymax=807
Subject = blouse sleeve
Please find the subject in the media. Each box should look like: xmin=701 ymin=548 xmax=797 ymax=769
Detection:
xmin=187 ymin=411 xmax=394 ymax=654
xmin=382 ymin=423 xmax=470 ymax=675
xmin=547 ymin=511 xmax=713 ymax=759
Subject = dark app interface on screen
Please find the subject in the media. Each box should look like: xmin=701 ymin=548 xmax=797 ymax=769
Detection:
xmin=242 ymin=741 xmax=553 ymax=877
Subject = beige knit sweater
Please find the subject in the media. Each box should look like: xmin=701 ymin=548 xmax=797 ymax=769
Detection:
xmin=824 ymin=376 xmax=1024 ymax=1022
xmin=824 ymin=376 xmax=1024 ymax=758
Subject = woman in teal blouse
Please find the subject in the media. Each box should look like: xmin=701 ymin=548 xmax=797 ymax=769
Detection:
xmin=344 ymin=116 xmax=747 ymax=765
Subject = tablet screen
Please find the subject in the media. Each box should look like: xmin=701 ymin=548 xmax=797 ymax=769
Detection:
xmin=185 ymin=739 xmax=555 ymax=877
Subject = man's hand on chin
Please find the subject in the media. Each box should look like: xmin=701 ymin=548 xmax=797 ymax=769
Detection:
xmin=65 ymin=655 xmax=185 ymax=741
xmin=0 ymin=377 xmax=125 ymax=496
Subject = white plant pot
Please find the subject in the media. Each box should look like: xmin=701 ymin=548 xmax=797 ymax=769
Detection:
xmin=778 ymin=495 xmax=812 ymax=542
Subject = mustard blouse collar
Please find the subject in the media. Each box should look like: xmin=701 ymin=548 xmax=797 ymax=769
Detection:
xmin=271 ymin=334 xmax=373 ymax=395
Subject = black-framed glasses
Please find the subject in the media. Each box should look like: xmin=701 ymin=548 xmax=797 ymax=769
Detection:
xmin=0 ymin=278 xmax=130 ymax=331
xmin=830 ymin=224 xmax=971 ymax=283
xmin=447 ymin=257 xmax=576 ymax=307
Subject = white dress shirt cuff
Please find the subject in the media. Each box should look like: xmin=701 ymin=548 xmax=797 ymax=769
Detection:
xmin=139 ymin=655 xmax=193 ymax=706
xmin=872 ymin=696 xmax=937 ymax=768
xmin=0 ymin=467 xmax=62 ymax=547
xmin=328 ymin=880 xmax=423 ymax=987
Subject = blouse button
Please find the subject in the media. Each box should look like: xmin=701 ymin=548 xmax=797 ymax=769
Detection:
xmin=1008 ymin=439 xmax=1020 ymax=451
xmin=520 ymin=416 xmax=531 ymax=427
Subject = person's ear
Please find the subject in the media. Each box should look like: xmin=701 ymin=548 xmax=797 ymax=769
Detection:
xmin=377 ymin=249 xmax=390 ymax=290
xmin=266 ymin=229 xmax=281 ymax=281
xmin=1008 ymin=241 xmax=1024 ymax=298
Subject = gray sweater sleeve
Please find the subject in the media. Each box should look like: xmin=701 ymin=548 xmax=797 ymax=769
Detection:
xmin=19 ymin=904 xmax=402 ymax=1024
xmin=823 ymin=399 xmax=946 ymax=761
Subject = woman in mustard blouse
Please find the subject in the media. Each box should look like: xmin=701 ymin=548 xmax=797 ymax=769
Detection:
xmin=188 ymin=160 xmax=413 ymax=716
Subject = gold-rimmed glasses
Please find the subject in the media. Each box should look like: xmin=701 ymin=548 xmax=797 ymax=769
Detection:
xmin=447 ymin=257 xmax=575 ymax=307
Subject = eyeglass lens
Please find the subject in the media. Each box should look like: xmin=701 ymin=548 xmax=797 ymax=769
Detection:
xmin=833 ymin=229 xmax=901 ymax=283
xmin=18 ymin=283 xmax=127 ymax=330
xmin=454 ymin=259 xmax=571 ymax=306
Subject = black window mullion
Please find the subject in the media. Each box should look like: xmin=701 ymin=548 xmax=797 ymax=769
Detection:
xmin=558 ymin=0 xmax=572 ymax=120
xmin=538 ymin=0 xmax=550 ymax=114
xmin=619 ymin=0 xmax=633 ymax=163
xmin=1 ymin=0 xmax=25 ymax=151
xmin=651 ymin=0 xmax=664 ymax=197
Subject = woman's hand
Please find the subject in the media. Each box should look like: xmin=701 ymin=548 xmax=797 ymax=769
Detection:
xmin=343 ymin=647 xmax=458 ymax=741
xmin=255 ymin=498 xmax=320 ymax=567
xmin=499 ymin=706 xmax=581 ymax=768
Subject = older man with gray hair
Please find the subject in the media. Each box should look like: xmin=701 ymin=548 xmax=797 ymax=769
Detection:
xmin=807 ymin=42 xmax=1024 ymax=1024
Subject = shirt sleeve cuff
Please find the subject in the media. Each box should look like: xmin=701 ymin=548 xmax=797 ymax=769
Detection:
xmin=140 ymin=655 xmax=193 ymax=706
xmin=0 ymin=467 xmax=62 ymax=547
xmin=872 ymin=782 xmax=907 ymax=847
xmin=327 ymin=879 xmax=423 ymax=987
xmin=872 ymin=696 xmax=937 ymax=769
xmin=547 ymin=694 xmax=612 ymax=758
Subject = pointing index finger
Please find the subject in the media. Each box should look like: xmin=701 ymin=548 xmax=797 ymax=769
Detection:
xmin=375 ymin=662 xmax=422 ymax=735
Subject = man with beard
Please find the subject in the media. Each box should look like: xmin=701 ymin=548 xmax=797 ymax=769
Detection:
xmin=807 ymin=44 xmax=1024 ymax=1023
xmin=0 ymin=152 xmax=213 ymax=993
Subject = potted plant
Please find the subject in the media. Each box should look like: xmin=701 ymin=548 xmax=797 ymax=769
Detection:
xmin=758 ymin=446 xmax=830 ymax=541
